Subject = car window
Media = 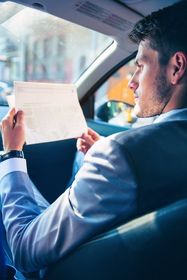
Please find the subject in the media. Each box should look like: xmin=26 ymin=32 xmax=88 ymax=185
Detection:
xmin=94 ymin=58 xmax=156 ymax=128
xmin=0 ymin=2 xmax=113 ymax=105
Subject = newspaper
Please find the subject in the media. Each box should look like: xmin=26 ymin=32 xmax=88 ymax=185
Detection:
xmin=7 ymin=82 xmax=87 ymax=144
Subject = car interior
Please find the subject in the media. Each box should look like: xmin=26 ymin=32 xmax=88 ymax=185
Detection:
xmin=0 ymin=0 xmax=186 ymax=279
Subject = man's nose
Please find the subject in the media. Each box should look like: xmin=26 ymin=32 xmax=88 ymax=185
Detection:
xmin=128 ymin=76 xmax=138 ymax=91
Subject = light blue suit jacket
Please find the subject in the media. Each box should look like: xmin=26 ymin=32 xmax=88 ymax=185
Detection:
xmin=1 ymin=108 xmax=187 ymax=275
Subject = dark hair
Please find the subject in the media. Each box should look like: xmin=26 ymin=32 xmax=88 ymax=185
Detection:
xmin=129 ymin=0 xmax=187 ymax=64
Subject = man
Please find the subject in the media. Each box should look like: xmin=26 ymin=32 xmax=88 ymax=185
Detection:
xmin=1 ymin=0 xmax=187 ymax=276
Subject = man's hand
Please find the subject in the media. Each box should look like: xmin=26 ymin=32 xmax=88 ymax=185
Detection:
xmin=77 ymin=127 xmax=101 ymax=154
xmin=1 ymin=108 xmax=25 ymax=152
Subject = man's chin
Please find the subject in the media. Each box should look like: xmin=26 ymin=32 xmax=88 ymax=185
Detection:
xmin=135 ymin=110 xmax=158 ymax=119
xmin=134 ymin=105 xmax=152 ymax=118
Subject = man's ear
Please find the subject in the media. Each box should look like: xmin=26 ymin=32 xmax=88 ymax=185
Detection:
xmin=170 ymin=52 xmax=187 ymax=85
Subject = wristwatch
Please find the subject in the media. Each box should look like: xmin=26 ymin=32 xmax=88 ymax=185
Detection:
xmin=0 ymin=150 xmax=24 ymax=162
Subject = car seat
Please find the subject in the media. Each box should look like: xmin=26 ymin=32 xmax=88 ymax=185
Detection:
xmin=44 ymin=198 xmax=187 ymax=280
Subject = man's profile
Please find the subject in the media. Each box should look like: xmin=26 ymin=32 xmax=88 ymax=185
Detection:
xmin=1 ymin=0 xmax=187 ymax=276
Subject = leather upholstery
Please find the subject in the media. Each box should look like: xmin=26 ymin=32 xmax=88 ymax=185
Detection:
xmin=44 ymin=199 xmax=187 ymax=280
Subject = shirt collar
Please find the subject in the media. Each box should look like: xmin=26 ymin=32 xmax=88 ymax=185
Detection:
xmin=154 ymin=108 xmax=187 ymax=123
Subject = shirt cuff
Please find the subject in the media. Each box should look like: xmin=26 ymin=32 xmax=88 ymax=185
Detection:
xmin=0 ymin=158 xmax=27 ymax=180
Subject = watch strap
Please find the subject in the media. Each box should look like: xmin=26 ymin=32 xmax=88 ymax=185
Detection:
xmin=0 ymin=150 xmax=24 ymax=162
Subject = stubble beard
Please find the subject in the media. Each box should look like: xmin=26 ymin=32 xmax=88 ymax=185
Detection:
xmin=135 ymin=72 xmax=172 ymax=118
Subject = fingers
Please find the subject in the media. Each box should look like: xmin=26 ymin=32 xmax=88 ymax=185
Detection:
xmin=76 ymin=138 xmax=86 ymax=152
xmin=80 ymin=128 xmax=100 ymax=146
xmin=76 ymin=138 xmax=91 ymax=154
xmin=7 ymin=108 xmax=16 ymax=118
xmin=81 ymin=133 xmax=95 ymax=146
xmin=1 ymin=108 xmax=16 ymax=129
xmin=1 ymin=109 xmax=24 ymax=131
xmin=1 ymin=108 xmax=25 ymax=152
xmin=76 ymin=127 xmax=101 ymax=154
xmin=81 ymin=127 xmax=100 ymax=143
xmin=77 ymin=144 xmax=87 ymax=154
xmin=87 ymin=127 xmax=100 ymax=141
xmin=15 ymin=110 xmax=25 ymax=126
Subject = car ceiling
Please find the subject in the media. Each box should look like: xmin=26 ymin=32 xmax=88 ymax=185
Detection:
xmin=1 ymin=0 xmax=181 ymax=99
xmin=114 ymin=0 xmax=181 ymax=16
xmin=5 ymin=0 xmax=180 ymax=46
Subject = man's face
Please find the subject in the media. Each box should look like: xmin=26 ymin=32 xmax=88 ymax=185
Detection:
xmin=128 ymin=40 xmax=172 ymax=117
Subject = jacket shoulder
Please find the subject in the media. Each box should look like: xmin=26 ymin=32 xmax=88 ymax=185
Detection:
xmin=109 ymin=120 xmax=187 ymax=148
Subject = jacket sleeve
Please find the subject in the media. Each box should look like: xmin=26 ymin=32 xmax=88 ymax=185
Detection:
xmin=0 ymin=137 xmax=137 ymax=273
